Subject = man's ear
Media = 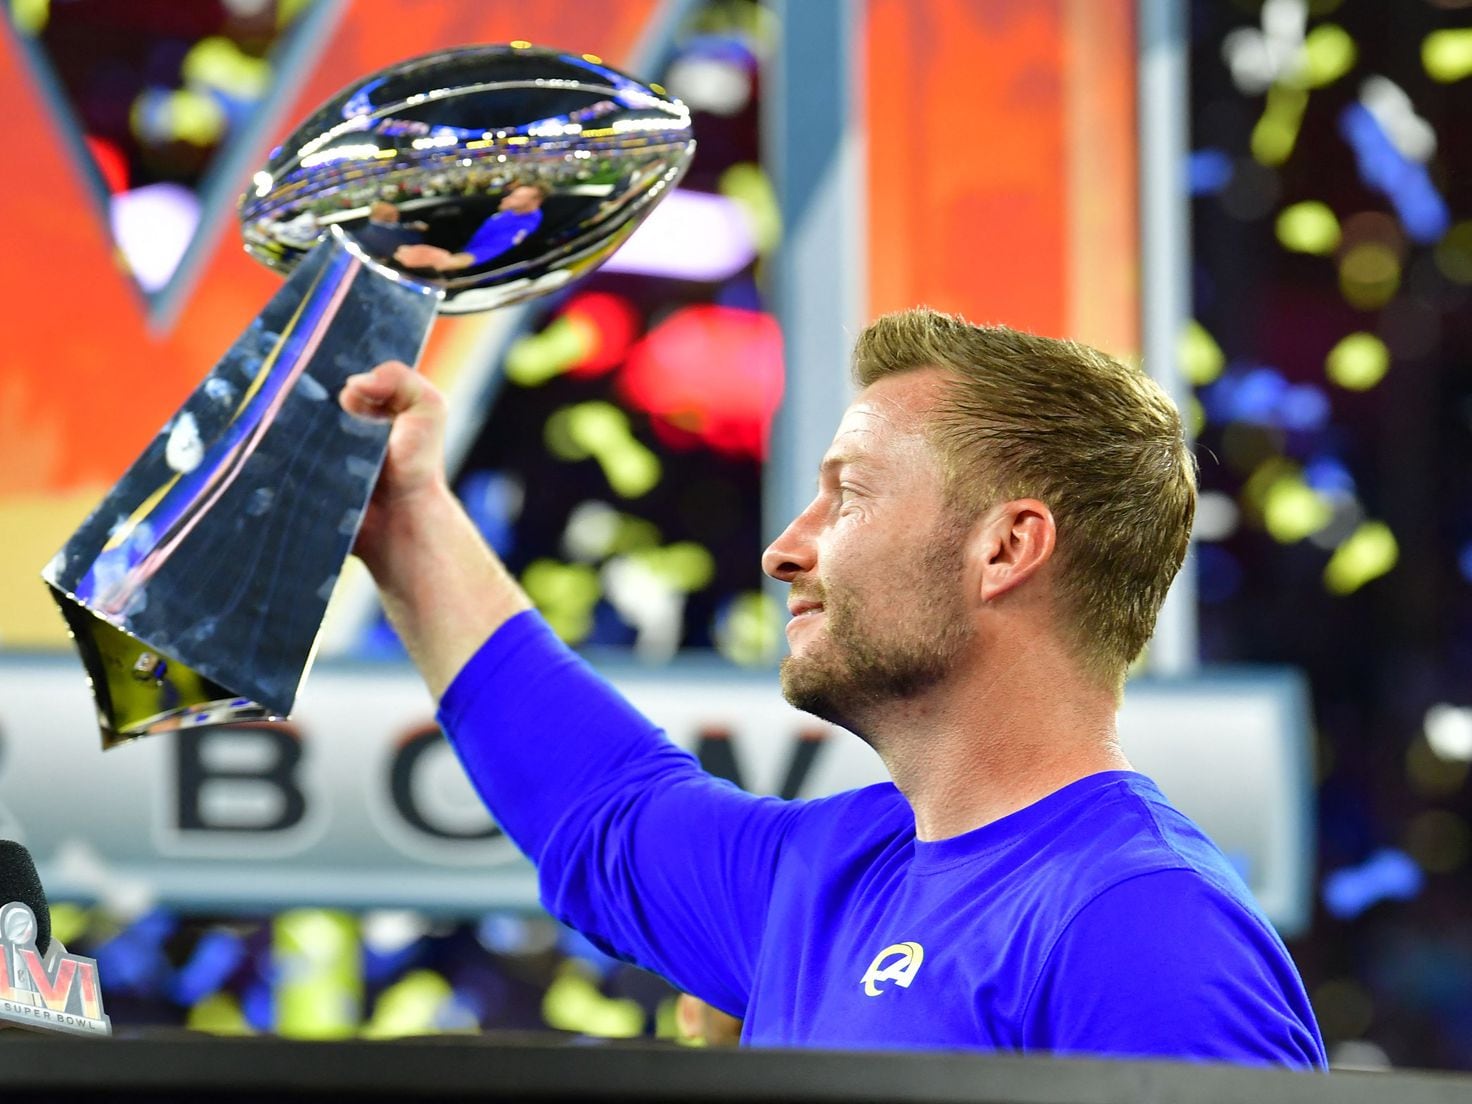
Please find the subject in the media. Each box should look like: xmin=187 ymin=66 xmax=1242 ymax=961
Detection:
xmin=968 ymin=499 xmax=1057 ymax=603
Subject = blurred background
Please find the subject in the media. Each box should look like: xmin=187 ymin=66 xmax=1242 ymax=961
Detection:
xmin=0 ymin=0 xmax=1470 ymax=1069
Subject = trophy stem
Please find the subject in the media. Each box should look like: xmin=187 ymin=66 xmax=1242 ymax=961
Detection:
xmin=44 ymin=233 xmax=441 ymax=747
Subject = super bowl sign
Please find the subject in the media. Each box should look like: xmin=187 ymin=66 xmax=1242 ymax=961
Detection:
xmin=0 ymin=903 xmax=111 ymax=1037
xmin=0 ymin=654 xmax=1310 ymax=934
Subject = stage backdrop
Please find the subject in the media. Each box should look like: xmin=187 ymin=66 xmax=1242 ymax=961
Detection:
xmin=0 ymin=0 xmax=1138 ymax=651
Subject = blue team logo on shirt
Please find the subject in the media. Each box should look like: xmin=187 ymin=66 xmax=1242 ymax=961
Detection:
xmin=860 ymin=941 xmax=925 ymax=996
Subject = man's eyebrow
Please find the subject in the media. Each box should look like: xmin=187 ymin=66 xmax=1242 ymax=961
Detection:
xmin=818 ymin=453 xmax=878 ymax=479
xmin=819 ymin=454 xmax=855 ymax=474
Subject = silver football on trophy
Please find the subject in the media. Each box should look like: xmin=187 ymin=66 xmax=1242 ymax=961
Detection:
xmin=45 ymin=45 xmax=693 ymax=747
xmin=240 ymin=44 xmax=694 ymax=313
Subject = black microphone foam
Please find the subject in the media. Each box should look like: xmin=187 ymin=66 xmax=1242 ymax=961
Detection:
xmin=0 ymin=840 xmax=50 ymax=955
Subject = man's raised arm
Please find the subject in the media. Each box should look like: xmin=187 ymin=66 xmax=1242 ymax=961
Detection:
xmin=336 ymin=362 xmax=797 ymax=1019
xmin=340 ymin=360 xmax=529 ymax=699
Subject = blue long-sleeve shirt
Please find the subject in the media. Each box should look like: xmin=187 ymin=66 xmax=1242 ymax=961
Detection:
xmin=440 ymin=611 xmax=1326 ymax=1066
xmin=462 ymin=208 xmax=541 ymax=266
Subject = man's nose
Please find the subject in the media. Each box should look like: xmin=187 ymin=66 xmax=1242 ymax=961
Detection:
xmin=762 ymin=511 xmax=818 ymax=582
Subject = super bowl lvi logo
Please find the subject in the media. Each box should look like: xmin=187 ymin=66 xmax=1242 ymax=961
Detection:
xmin=0 ymin=902 xmax=111 ymax=1035
xmin=860 ymin=941 xmax=925 ymax=997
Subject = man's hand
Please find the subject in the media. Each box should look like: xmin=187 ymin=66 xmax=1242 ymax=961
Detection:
xmin=393 ymin=242 xmax=449 ymax=269
xmin=341 ymin=361 xmax=447 ymax=571
xmin=392 ymin=244 xmax=474 ymax=272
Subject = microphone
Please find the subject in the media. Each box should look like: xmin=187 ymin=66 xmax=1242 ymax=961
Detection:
xmin=0 ymin=840 xmax=111 ymax=1035
xmin=0 ymin=840 xmax=50 ymax=956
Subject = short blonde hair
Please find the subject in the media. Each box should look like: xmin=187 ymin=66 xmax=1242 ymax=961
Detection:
xmin=853 ymin=308 xmax=1196 ymax=690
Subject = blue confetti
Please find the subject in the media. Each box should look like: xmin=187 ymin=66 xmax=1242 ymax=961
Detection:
xmin=1323 ymin=848 xmax=1424 ymax=920
xmin=242 ymin=980 xmax=274 ymax=1031
xmin=1279 ymin=384 xmax=1331 ymax=432
xmin=1305 ymin=455 xmax=1357 ymax=495
xmin=1338 ymin=102 xmax=1450 ymax=244
xmin=1188 ymin=149 xmax=1235 ymax=196
xmin=477 ymin=913 xmax=530 ymax=956
xmin=91 ymin=909 xmax=178 ymax=997
xmin=169 ymin=929 xmax=246 ymax=1006
xmin=1219 ymin=365 xmax=1289 ymax=425
xmin=457 ymin=470 xmax=520 ymax=559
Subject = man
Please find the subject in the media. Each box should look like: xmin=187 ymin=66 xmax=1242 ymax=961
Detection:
xmin=393 ymin=183 xmax=546 ymax=273
xmin=339 ymin=308 xmax=1326 ymax=1065
xmin=351 ymin=199 xmax=429 ymax=260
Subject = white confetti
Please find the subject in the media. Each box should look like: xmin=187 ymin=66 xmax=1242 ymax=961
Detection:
xmin=165 ymin=412 xmax=205 ymax=474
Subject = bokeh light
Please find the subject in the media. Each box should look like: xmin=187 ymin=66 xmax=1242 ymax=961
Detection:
xmin=1322 ymin=521 xmax=1398 ymax=595
xmin=1407 ymin=734 xmax=1471 ymax=798
xmin=1276 ymin=200 xmax=1341 ymax=254
xmin=1425 ymin=704 xmax=1472 ymax=762
xmin=1325 ymin=332 xmax=1390 ymax=390
xmin=1403 ymin=810 xmax=1471 ymax=875
xmin=544 ymin=403 xmax=663 ymax=499
xmin=24 ymin=0 xmax=309 ymax=298
xmin=1252 ymin=85 xmax=1308 ymax=166
xmin=1433 ymin=220 xmax=1472 ymax=283
xmin=1338 ymin=242 xmax=1401 ymax=309
xmin=1193 ymin=491 xmax=1241 ymax=542
xmin=1423 ymin=29 xmax=1472 ymax=82
xmin=1300 ymin=23 xmax=1357 ymax=88
xmin=1322 ymin=849 xmax=1423 ymax=920
xmin=1262 ymin=473 xmax=1335 ymax=543
xmin=1179 ymin=320 xmax=1226 ymax=385
xmin=520 ymin=559 xmax=601 ymax=643
xmin=619 ymin=305 xmax=783 ymax=461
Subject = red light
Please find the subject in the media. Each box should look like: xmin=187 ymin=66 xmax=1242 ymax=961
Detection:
xmin=564 ymin=292 xmax=640 ymax=377
xmin=618 ymin=306 xmax=784 ymax=460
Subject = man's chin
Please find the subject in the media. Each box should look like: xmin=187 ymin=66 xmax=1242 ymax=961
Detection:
xmin=779 ymin=657 xmax=853 ymax=730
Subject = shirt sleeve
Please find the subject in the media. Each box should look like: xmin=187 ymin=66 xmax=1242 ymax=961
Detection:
xmin=438 ymin=610 xmax=800 ymax=1017
xmin=1020 ymin=869 xmax=1328 ymax=1069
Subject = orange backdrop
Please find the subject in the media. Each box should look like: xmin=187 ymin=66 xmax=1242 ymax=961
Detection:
xmin=866 ymin=0 xmax=1138 ymax=352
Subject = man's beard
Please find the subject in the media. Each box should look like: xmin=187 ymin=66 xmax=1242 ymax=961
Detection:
xmin=779 ymin=529 xmax=973 ymax=735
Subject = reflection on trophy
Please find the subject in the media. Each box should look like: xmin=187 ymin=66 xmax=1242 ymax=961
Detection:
xmin=42 ymin=45 xmax=694 ymax=748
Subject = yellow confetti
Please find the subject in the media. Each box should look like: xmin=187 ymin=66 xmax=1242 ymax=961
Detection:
xmin=1252 ymin=85 xmax=1308 ymax=166
xmin=1179 ymin=320 xmax=1225 ymax=386
xmin=1300 ymin=24 xmax=1357 ymax=89
xmin=1323 ymin=521 xmax=1398 ymax=595
xmin=1424 ymin=29 xmax=1472 ymax=83
xmin=1276 ymin=201 xmax=1341 ymax=255
xmin=1326 ymin=333 xmax=1390 ymax=391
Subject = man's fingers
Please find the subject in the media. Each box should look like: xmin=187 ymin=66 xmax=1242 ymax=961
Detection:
xmin=341 ymin=361 xmax=425 ymax=417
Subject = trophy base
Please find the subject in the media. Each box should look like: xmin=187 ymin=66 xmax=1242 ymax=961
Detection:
xmin=50 ymin=587 xmax=277 ymax=747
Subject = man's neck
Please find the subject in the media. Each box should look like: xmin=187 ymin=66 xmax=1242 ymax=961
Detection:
xmin=864 ymin=642 xmax=1130 ymax=842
